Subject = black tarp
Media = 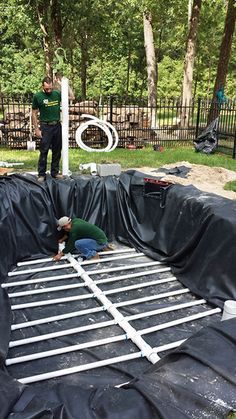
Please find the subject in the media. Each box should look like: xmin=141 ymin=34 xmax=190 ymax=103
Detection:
xmin=194 ymin=118 xmax=219 ymax=154
xmin=0 ymin=172 xmax=235 ymax=418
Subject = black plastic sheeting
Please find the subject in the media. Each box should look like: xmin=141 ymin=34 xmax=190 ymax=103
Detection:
xmin=0 ymin=171 xmax=235 ymax=418
xmin=194 ymin=118 xmax=219 ymax=154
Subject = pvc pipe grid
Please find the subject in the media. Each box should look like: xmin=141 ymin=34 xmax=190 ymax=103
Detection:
xmin=3 ymin=247 xmax=221 ymax=384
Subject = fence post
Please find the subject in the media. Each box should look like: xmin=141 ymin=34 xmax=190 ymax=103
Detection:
xmin=109 ymin=95 xmax=114 ymax=125
xmin=233 ymin=129 xmax=236 ymax=159
xmin=195 ymin=98 xmax=201 ymax=139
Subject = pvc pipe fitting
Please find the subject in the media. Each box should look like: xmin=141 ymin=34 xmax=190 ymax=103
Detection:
xmin=221 ymin=300 xmax=236 ymax=321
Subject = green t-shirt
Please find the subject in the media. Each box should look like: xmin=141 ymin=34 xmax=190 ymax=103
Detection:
xmin=32 ymin=90 xmax=61 ymax=122
xmin=63 ymin=218 xmax=108 ymax=254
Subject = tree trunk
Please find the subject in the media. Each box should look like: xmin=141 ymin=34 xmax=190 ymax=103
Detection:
xmin=188 ymin=0 xmax=193 ymax=28
xmin=126 ymin=37 xmax=132 ymax=97
xmin=181 ymin=0 xmax=201 ymax=127
xmin=51 ymin=0 xmax=62 ymax=48
xmin=80 ymin=37 xmax=88 ymax=99
xmin=143 ymin=10 xmax=157 ymax=127
xmin=36 ymin=1 xmax=54 ymax=77
xmin=208 ymin=0 xmax=236 ymax=123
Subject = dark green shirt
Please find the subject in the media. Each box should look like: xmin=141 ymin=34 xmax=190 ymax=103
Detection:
xmin=63 ymin=218 xmax=108 ymax=254
xmin=32 ymin=90 xmax=61 ymax=122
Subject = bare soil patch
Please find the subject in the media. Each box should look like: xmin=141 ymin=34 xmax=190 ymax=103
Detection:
xmin=133 ymin=161 xmax=236 ymax=200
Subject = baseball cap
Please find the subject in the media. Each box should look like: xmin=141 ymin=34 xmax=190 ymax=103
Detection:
xmin=57 ymin=216 xmax=71 ymax=231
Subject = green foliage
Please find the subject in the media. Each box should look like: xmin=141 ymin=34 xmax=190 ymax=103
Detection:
xmin=0 ymin=0 xmax=235 ymax=98
xmin=224 ymin=180 xmax=236 ymax=192
xmin=158 ymin=57 xmax=183 ymax=97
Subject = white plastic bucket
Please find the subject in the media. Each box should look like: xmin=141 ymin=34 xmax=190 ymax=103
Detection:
xmin=221 ymin=300 xmax=236 ymax=321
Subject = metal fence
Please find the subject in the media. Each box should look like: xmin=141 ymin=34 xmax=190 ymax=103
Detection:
xmin=0 ymin=94 xmax=235 ymax=156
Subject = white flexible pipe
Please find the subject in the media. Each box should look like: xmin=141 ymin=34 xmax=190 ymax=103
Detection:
xmin=75 ymin=114 xmax=119 ymax=152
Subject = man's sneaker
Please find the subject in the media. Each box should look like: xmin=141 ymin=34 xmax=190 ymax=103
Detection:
xmin=89 ymin=253 xmax=100 ymax=261
xmin=37 ymin=176 xmax=45 ymax=183
xmin=102 ymin=243 xmax=116 ymax=252
xmin=52 ymin=174 xmax=64 ymax=179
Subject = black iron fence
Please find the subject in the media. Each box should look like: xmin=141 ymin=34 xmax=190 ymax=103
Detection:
xmin=0 ymin=94 xmax=235 ymax=156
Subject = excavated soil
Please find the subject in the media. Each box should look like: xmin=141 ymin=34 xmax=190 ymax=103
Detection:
xmin=134 ymin=161 xmax=236 ymax=200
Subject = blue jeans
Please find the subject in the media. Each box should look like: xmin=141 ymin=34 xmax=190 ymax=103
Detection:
xmin=74 ymin=239 xmax=107 ymax=259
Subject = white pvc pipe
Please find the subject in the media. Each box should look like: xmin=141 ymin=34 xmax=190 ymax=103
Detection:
xmin=9 ymin=273 xmax=174 ymax=298
xmin=126 ymin=299 xmax=207 ymax=321
xmin=17 ymin=248 xmax=135 ymax=266
xmin=115 ymin=288 xmax=190 ymax=307
xmin=104 ymin=277 xmax=176 ymax=296
xmin=4 ymin=261 xmax=163 ymax=287
xmin=140 ymin=308 xmax=221 ymax=336
xmin=18 ymin=352 xmax=143 ymax=384
xmin=6 ymin=335 xmax=187 ymax=366
xmin=11 ymin=306 xmax=104 ymax=330
xmin=9 ymin=318 xmax=116 ymax=348
xmin=2 ymin=262 xmax=167 ymax=288
xmin=8 ymin=263 xmax=72 ymax=277
xmin=9 ymin=282 xmax=87 ymax=297
xmin=10 ymin=275 xmax=177 ymax=310
xmin=8 ymin=252 xmax=145 ymax=277
xmin=87 ymin=261 xmax=162 ymax=275
xmin=2 ymin=273 xmax=78 ymax=288
xmin=14 ymin=305 xmax=220 ymax=383
xmin=6 ymin=334 xmax=127 ymax=365
xmin=8 ymin=301 xmax=211 ymax=365
xmin=17 ymin=338 xmax=188 ymax=383
xmin=11 ymin=292 xmax=93 ymax=310
xmin=67 ymin=255 xmax=160 ymax=364
xmin=11 ymin=268 xmax=172 ymax=329
xmin=10 ymin=299 xmax=206 ymax=349
xmin=83 ymin=252 xmax=144 ymax=265
xmin=61 ymin=77 xmax=69 ymax=176
xmin=95 ymin=267 xmax=171 ymax=285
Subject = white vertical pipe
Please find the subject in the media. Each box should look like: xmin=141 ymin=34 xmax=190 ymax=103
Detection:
xmin=61 ymin=77 xmax=69 ymax=176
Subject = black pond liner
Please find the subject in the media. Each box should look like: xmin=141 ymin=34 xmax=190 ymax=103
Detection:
xmin=0 ymin=171 xmax=235 ymax=418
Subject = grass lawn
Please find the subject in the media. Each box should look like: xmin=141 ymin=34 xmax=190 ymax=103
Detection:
xmin=0 ymin=145 xmax=236 ymax=189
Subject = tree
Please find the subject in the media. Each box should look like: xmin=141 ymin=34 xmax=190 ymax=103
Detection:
xmin=208 ymin=0 xmax=236 ymax=122
xmin=143 ymin=10 xmax=157 ymax=126
xmin=181 ymin=0 xmax=202 ymax=127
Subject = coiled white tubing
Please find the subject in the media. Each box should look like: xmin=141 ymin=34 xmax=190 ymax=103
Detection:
xmin=75 ymin=114 xmax=119 ymax=152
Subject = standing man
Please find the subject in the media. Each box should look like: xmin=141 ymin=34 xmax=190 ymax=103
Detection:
xmin=53 ymin=216 xmax=109 ymax=261
xmin=32 ymin=77 xmax=63 ymax=182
